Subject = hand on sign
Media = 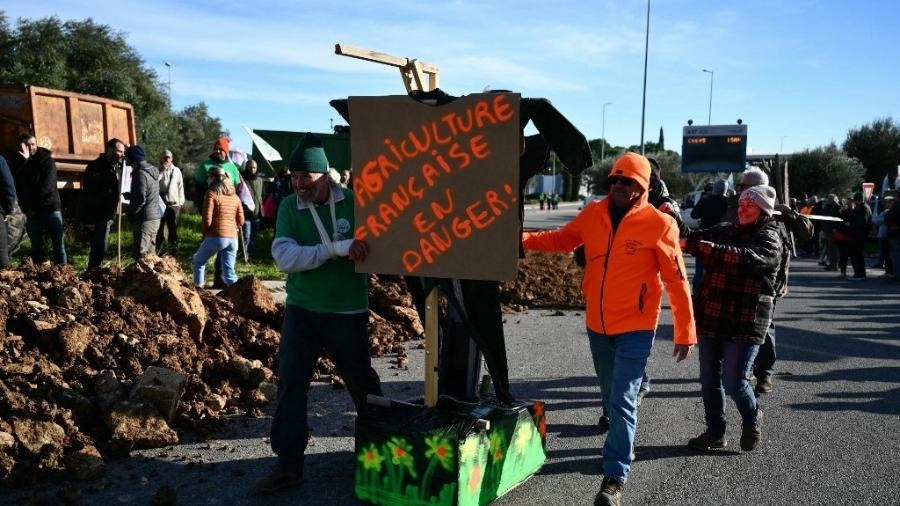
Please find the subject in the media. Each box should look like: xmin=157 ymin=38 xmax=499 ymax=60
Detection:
xmin=673 ymin=344 xmax=694 ymax=362
xmin=348 ymin=239 xmax=369 ymax=262
xmin=18 ymin=142 xmax=30 ymax=160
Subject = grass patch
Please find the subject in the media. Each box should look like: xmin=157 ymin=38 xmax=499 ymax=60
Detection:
xmin=12 ymin=210 xmax=286 ymax=283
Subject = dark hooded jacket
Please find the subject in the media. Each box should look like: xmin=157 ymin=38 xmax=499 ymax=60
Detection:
xmin=127 ymin=161 xmax=162 ymax=222
xmin=10 ymin=147 xmax=61 ymax=214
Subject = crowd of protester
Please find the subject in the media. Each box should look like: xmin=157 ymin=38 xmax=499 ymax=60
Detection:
xmin=4 ymin=134 xmax=900 ymax=505
xmin=0 ymin=133 xmax=354 ymax=287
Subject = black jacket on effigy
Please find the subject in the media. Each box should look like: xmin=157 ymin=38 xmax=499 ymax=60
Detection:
xmin=83 ymin=154 xmax=122 ymax=223
xmin=331 ymin=90 xmax=592 ymax=402
xmin=10 ymin=147 xmax=61 ymax=214
xmin=683 ymin=219 xmax=785 ymax=344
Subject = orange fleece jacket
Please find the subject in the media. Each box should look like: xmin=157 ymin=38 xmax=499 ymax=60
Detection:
xmin=523 ymin=195 xmax=696 ymax=345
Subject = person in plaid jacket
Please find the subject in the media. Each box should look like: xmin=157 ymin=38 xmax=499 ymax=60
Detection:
xmin=681 ymin=185 xmax=786 ymax=453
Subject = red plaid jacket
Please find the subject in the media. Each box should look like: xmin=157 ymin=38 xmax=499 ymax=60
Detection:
xmin=684 ymin=220 xmax=785 ymax=344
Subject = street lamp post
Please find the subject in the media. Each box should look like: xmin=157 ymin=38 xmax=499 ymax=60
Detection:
xmin=639 ymin=0 xmax=651 ymax=155
xmin=702 ymin=68 xmax=713 ymax=125
xmin=601 ymin=102 xmax=612 ymax=162
xmin=164 ymin=61 xmax=172 ymax=103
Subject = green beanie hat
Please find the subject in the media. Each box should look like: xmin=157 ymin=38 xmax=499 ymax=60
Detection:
xmin=288 ymin=133 xmax=329 ymax=173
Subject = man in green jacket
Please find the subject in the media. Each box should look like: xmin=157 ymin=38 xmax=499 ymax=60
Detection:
xmin=255 ymin=133 xmax=382 ymax=494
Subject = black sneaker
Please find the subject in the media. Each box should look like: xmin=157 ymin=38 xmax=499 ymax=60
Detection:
xmin=755 ymin=375 xmax=773 ymax=395
xmin=598 ymin=414 xmax=610 ymax=434
xmin=740 ymin=411 xmax=762 ymax=451
xmin=594 ymin=476 xmax=625 ymax=506
xmin=688 ymin=431 xmax=728 ymax=451
xmin=255 ymin=466 xmax=303 ymax=495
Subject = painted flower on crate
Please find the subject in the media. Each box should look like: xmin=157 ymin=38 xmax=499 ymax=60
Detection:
xmin=460 ymin=436 xmax=480 ymax=465
xmin=488 ymin=431 xmax=505 ymax=464
xmin=513 ymin=418 xmax=534 ymax=456
xmin=467 ymin=463 xmax=483 ymax=493
xmin=425 ymin=435 xmax=454 ymax=471
xmin=358 ymin=443 xmax=385 ymax=472
xmin=386 ymin=436 xmax=418 ymax=478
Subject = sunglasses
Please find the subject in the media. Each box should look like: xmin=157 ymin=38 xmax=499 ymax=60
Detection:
xmin=608 ymin=176 xmax=636 ymax=186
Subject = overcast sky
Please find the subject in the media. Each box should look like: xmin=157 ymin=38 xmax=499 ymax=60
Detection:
xmin=6 ymin=0 xmax=899 ymax=158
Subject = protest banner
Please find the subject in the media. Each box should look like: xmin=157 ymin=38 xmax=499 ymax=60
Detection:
xmin=349 ymin=93 xmax=521 ymax=280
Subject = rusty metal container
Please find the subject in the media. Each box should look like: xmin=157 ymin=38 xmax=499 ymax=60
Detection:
xmin=0 ymin=85 xmax=136 ymax=189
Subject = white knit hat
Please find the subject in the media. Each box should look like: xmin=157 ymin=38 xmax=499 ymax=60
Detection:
xmin=740 ymin=185 xmax=777 ymax=216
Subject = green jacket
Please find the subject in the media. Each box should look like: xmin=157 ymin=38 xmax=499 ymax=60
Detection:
xmin=195 ymin=157 xmax=241 ymax=186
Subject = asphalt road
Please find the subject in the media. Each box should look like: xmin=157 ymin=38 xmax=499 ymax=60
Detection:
xmin=5 ymin=207 xmax=899 ymax=505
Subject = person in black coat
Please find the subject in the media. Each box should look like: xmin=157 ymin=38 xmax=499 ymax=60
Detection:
xmin=0 ymin=154 xmax=18 ymax=268
xmin=10 ymin=133 xmax=66 ymax=264
xmin=83 ymin=138 xmax=125 ymax=269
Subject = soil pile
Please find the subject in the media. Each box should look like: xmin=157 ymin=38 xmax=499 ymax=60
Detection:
xmin=0 ymin=251 xmax=579 ymax=486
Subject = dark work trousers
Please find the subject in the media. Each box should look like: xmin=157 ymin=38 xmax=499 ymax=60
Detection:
xmin=0 ymin=217 xmax=8 ymax=268
xmin=837 ymin=241 xmax=849 ymax=274
xmin=25 ymin=210 xmax=67 ymax=264
xmin=156 ymin=205 xmax=181 ymax=252
xmin=753 ymin=305 xmax=777 ymax=380
xmin=87 ymin=220 xmax=112 ymax=269
xmin=844 ymin=239 xmax=866 ymax=278
xmin=270 ymin=305 xmax=382 ymax=472
xmin=878 ymin=238 xmax=893 ymax=275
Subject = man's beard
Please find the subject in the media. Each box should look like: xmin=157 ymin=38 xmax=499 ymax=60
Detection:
xmin=297 ymin=181 xmax=328 ymax=204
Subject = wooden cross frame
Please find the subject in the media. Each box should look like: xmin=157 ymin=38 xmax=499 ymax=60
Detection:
xmin=334 ymin=44 xmax=440 ymax=93
xmin=335 ymin=43 xmax=442 ymax=407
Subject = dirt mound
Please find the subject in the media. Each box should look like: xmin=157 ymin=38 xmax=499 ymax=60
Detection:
xmin=502 ymin=251 xmax=584 ymax=311
xmin=0 ymin=251 xmax=580 ymax=486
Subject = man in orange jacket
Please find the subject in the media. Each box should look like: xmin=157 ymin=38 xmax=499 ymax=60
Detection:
xmin=523 ymin=152 xmax=696 ymax=506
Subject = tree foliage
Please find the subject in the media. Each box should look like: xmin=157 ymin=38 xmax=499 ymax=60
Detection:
xmin=0 ymin=13 xmax=223 ymax=167
xmin=843 ymin=117 xmax=900 ymax=190
xmin=788 ymin=143 xmax=865 ymax=198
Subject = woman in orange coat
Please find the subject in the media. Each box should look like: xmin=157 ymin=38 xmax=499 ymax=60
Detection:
xmin=192 ymin=167 xmax=244 ymax=287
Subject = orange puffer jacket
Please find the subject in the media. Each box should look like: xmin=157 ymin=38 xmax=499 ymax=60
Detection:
xmin=523 ymin=194 xmax=696 ymax=345
xmin=202 ymin=190 xmax=245 ymax=238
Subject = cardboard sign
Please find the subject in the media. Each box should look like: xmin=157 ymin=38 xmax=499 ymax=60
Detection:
xmin=349 ymin=93 xmax=521 ymax=280
xmin=120 ymin=163 xmax=132 ymax=204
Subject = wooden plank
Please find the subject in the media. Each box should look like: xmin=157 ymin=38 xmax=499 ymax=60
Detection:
xmin=424 ymin=287 xmax=440 ymax=407
xmin=410 ymin=60 xmax=425 ymax=91
xmin=335 ymin=43 xmax=440 ymax=75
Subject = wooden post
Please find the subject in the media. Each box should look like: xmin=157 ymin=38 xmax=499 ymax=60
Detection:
xmin=334 ymin=42 xmax=443 ymax=406
xmin=424 ymin=286 xmax=440 ymax=406
xmin=116 ymin=199 xmax=122 ymax=267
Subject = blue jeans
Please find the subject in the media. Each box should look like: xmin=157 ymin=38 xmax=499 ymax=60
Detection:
xmin=241 ymin=218 xmax=261 ymax=258
xmin=25 ymin=210 xmax=66 ymax=264
xmin=587 ymin=329 xmax=655 ymax=482
xmin=270 ymin=305 xmax=382 ymax=471
xmin=193 ymin=236 xmax=238 ymax=286
xmin=698 ymin=336 xmax=760 ymax=436
xmin=87 ymin=220 xmax=112 ymax=269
